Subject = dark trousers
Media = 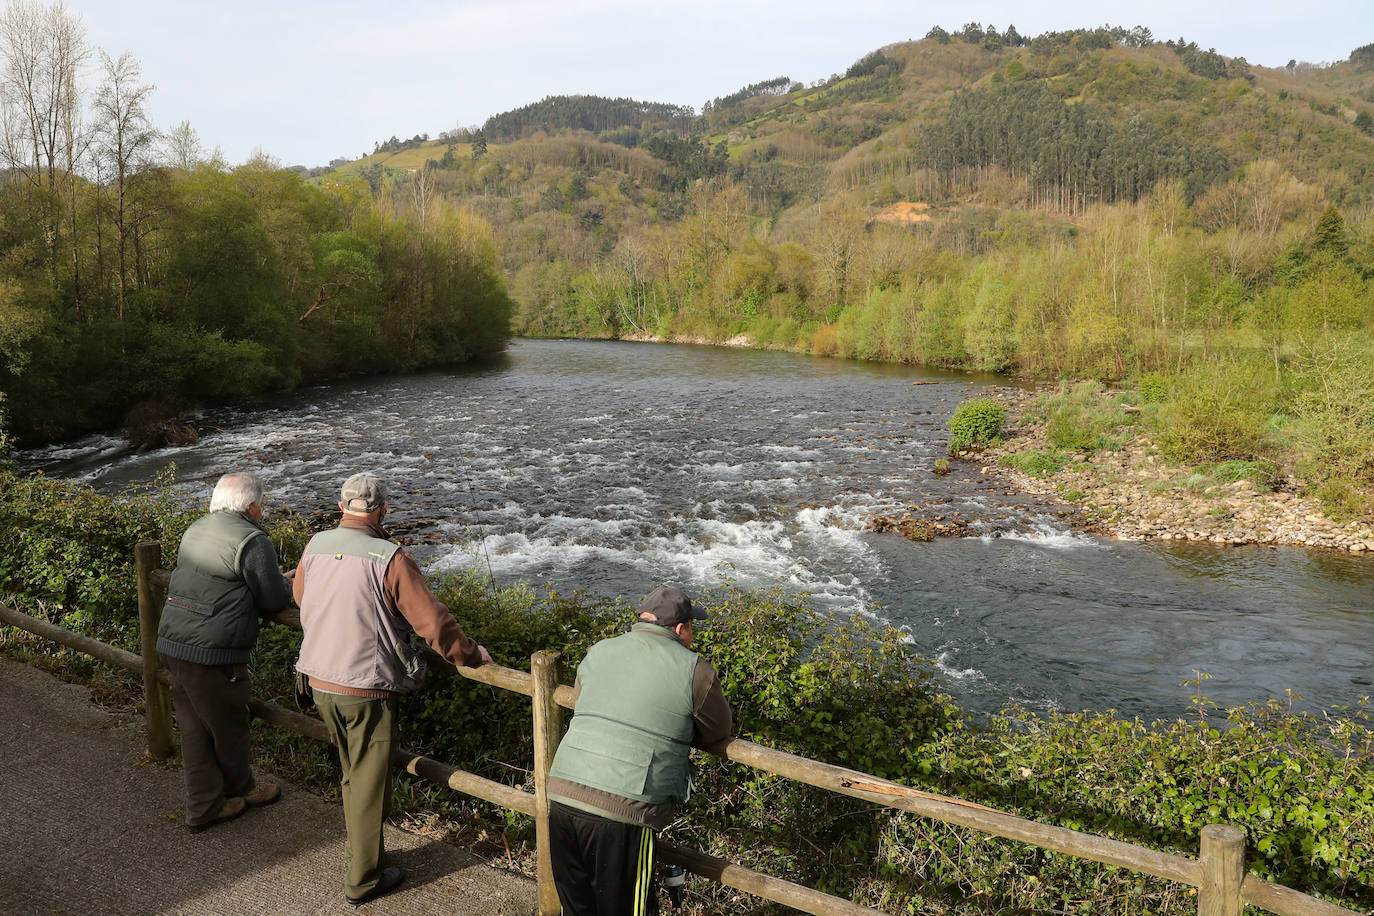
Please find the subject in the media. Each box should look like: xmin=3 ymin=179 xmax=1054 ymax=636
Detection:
xmin=315 ymin=692 xmax=396 ymax=900
xmin=550 ymin=801 xmax=658 ymax=916
xmin=161 ymin=655 xmax=255 ymax=826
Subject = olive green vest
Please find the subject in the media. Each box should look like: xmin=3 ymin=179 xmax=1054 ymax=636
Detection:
xmin=156 ymin=510 xmax=268 ymax=665
xmin=549 ymin=622 xmax=699 ymax=806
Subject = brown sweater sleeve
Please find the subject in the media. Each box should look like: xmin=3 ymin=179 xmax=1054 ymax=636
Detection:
xmin=384 ymin=549 xmax=484 ymax=668
xmin=691 ymin=658 xmax=733 ymax=755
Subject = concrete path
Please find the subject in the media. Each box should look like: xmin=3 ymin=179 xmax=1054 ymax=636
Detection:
xmin=0 ymin=658 xmax=537 ymax=915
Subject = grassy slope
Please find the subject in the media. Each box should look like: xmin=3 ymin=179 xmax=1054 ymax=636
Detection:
xmin=328 ymin=141 xmax=473 ymax=176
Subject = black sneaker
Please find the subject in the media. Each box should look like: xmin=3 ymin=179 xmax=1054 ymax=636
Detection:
xmin=347 ymin=866 xmax=405 ymax=907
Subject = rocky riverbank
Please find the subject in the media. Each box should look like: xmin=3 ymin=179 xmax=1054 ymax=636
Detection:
xmin=975 ymin=388 xmax=1374 ymax=553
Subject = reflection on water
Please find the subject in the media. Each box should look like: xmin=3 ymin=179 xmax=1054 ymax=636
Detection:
xmin=20 ymin=339 xmax=1374 ymax=718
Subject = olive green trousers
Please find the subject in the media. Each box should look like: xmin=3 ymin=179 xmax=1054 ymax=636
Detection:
xmin=315 ymin=691 xmax=396 ymax=900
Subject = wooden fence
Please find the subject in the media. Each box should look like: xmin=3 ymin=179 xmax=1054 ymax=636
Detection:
xmin=0 ymin=539 xmax=1360 ymax=916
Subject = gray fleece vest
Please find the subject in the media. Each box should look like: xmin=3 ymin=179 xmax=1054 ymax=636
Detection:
xmin=295 ymin=526 xmax=426 ymax=693
xmin=157 ymin=510 xmax=268 ymax=665
xmin=549 ymin=622 xmax=699 ymax=806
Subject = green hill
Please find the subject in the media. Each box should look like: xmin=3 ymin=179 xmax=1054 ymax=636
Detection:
xmin=315 ymin=24 xmax=1374 ymax=330
xmin=309 ymin=23 xmax=1374 ymax=517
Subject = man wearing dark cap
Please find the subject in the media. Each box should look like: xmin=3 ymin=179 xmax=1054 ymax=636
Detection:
xmin=294 ymin=472 xmax=493 ymax=906
xmin=547 ymin=585 xmax=732 ymax=916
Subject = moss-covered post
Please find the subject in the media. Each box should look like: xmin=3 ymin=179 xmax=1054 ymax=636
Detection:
xmin=135 ymin=541 xmax=174 ymax=760
xmin=531 ymin=650 xmax=564 ymax=916
xmin=1197 ymin=824 xmax=1245 ymax=916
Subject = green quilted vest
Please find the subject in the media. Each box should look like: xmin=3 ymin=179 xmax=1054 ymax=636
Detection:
xmin=549 ymin=621 xmax=699 ymax=805
xmin=157 ymin=510 xmax=268 ymax=664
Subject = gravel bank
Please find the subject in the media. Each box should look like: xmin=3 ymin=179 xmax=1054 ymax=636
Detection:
xmin=978 ymin=390 xmax=1374 ymax=553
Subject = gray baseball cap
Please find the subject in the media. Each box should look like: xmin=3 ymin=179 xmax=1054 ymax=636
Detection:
xmin=340 ymin=473 xmax=388 ymax=513
xmin=638 ymin=586 xmax=707 ymax=626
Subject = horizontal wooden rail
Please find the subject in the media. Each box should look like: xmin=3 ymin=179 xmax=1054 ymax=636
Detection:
xmin=722 ymin=738 xmax=1202 ymax=886
xmin=247 ymin=696 xmax=330 ymax=742
xmin=0 ymin=602 xmax=146 ymax=676
xmin=1241 ymin=876 xmax=1360 ymax=916
xmin=396 ymin=748 xmax=537 ymax=817
xmin=658 ymin=839 xmax=878 ymax=916
xmin=558 ymin=676 xmax=1202 ymax=894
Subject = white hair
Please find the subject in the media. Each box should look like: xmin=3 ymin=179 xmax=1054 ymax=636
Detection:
xmin=209 ymin=472 xmax=265 ymax=513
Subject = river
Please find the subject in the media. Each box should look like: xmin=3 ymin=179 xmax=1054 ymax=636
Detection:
xmin=20 ymin=339 xmax=1374 ymax=719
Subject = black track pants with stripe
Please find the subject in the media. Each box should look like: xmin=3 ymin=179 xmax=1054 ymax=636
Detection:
xmin=550 ymin=801 xmax=659 ymax=916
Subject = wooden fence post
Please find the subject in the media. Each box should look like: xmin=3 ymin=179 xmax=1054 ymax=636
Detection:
xmin=531 ymin=650 xmax=564 ymax=916
xmin=135 ymin=541 xmax=174 ymax=760
xmin=1197 ymin=824 xmax=1245 ymax=916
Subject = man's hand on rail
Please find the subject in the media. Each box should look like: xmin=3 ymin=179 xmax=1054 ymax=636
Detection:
xmin=476 ymin=644 xmax=493 ymax=666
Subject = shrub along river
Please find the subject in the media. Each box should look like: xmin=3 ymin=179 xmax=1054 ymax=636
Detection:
xmin=22 ymin=339 xmax=1374 ymax=720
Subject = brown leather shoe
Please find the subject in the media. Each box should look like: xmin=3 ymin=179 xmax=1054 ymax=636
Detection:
xmin=243 ymin=782 xmax=281 ymax=807
xmin=187 ymin=796 xmax=247 ymax=833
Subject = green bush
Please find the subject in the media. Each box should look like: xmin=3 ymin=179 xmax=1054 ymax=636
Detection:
xmin=1155 ymin=359 xmax=1274 ymax=464
xmin=1309 ymin=478 xmax=1373 ymax=522
xmin=1138 ymin=372 xmax=1169 ymax=403
xmin=891 ymin=695 xmax=1374 ymax=912
xmin=998 ymin=449 xmax=1071 ymax=477
xmin=1047 ymin=413 xmax=1117 ymax=451
xmin=1287 ymin=340 xmax=1374 ymax=520
xmin=1193 ymin=459 xmax=1279 ymax=491
xmin=1031 ymin=380 xmax=1136 ymax=453
xmin=0 ymin=470 xmax=196 ymax=648
xmin=948 ymin=397 xmax=1006 ymax=451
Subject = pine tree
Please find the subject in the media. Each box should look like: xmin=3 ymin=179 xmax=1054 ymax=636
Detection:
xmin=1312 ymin=203 xmax=1349 ymax=260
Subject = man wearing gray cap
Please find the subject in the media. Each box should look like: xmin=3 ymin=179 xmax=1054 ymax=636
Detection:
xmin=294 ymin=473 xmax=492 ymax=907
xmin=547 ymin=585 xmax=732 ymax=916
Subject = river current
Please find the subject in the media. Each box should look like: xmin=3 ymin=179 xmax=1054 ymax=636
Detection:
xmin=21 ymin=340 xmax=1374 ymax=719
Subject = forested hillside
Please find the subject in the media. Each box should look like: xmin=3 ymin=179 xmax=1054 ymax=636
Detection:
xmin=326 ymin=24 xmax=1374 ymax=518
xmin=0 ymin=3 xmax=512 ymax=445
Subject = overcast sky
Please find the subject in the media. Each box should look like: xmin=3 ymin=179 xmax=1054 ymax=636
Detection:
xmin=74 ymin=0 xmax=1373 ymax=168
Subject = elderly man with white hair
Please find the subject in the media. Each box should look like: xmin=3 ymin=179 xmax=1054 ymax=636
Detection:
xmin=157 ymin=471 xmax=293 ymax=833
